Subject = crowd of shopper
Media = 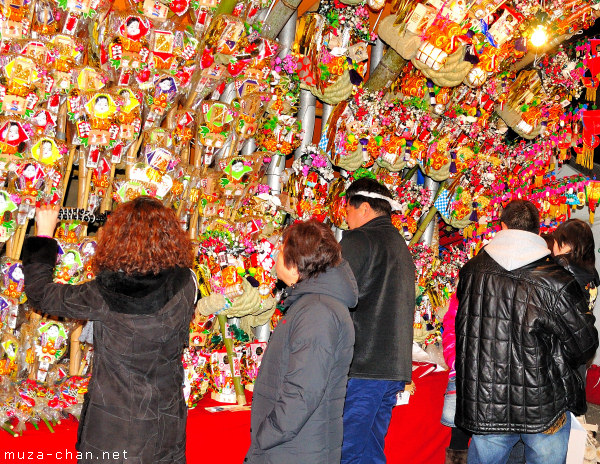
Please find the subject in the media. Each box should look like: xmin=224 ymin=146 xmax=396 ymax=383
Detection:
xmin=25 ymin=180 xmax=600 ymax=464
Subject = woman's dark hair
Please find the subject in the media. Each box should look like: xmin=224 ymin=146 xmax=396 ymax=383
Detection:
xmin=346 ymin=177 xmax=393 ymax=216
xmin=281 ymin=219 xmax=342 ymax=282
xmin=540 ymin=232 xmax=555 ymax=251
xmin=552 ymin=219 xmax=596 ymax=271
xmin=500 ymin=199 xmax=540 ymax=234
xmin=93 ymin=196 xmax=193 ymax=275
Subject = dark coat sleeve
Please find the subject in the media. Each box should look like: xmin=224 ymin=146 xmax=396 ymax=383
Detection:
xmin=255 ymin=299 xmax=339 ymax=450
xmin=541 ymin=279 xmax=599 ymax=366
xmin=22 ymin=236 xmax=104 ymax=321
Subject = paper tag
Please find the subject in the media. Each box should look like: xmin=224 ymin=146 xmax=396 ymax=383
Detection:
xmin=396 ymin=390 xmax=411 ymax=406
xmin=7 ymin=303 xmax=18 ymax=329
xmin=405 ymin=4 xmax=437 ymax=34
xmin=37 ymin=360 xmax=50 ymax=382
xmin=205 ymin=404 xmax=251 ymax=413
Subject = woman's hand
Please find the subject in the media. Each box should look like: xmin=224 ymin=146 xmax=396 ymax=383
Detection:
xmin=35 ymin=204 xmax=60 ymax=237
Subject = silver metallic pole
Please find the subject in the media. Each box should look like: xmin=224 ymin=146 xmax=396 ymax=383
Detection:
xmin=253 ymin=323 xmax=271 ymax=342
xmin=219 ymin=82 xmax=237 ymax=104
xmin=240 ymin=15 xmax=296 ymax=161
xmin=419 ymin=177 xmax=439 ymax=245
xmin=370 ymin=38 xmax=385 ymax=74
xmin=266 ymin=153 xmax=285 ymax=193
xmin=277 ymin=11 xmax=297 ymax=58
xmin=240 ymin=139 xmax=256 ymax=156
xmin=294 ymin=90 xmax=316 ymax=159
xmin=264 ymin=11 xmax=298 ymax=192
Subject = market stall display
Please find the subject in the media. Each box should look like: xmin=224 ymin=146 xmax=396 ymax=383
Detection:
xmin=0 ymin=0 xmax=599 ymax=443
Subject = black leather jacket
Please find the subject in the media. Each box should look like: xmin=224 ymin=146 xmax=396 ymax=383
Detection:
xmin=555 ymin=255 xmax=599 ymax=311
xmin=455 ymin=250 xmax=598 ymax=434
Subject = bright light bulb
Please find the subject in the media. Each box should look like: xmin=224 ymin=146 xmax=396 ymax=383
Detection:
xmin=530 ymin=26 xmax=547 ymax=47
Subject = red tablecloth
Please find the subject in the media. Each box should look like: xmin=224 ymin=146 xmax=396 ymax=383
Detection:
xmin=0 ymin=366 xmax=450 ymax=463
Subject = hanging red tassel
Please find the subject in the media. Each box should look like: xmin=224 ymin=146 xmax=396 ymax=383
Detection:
xmin=583 ymin=77 xmax=599 ymax=101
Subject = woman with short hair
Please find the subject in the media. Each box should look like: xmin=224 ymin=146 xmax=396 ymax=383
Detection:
xmin=245 ymin=219 xmax=357 ymax=464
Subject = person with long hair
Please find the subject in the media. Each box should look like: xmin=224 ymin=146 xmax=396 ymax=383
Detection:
xmin=23 ymin=196 xmax=196 ymax=464
xmin=552 ymin=219 xmax=599 ymax=311
xmin=245 ymin=219 xmax=357 ymax=464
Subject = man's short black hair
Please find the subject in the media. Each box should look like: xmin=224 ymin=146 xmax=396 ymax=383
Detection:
xmin=346 ymin=177 xmax=393 ymax=216
xmin=500 ymin=199 xmax=540 ymax=234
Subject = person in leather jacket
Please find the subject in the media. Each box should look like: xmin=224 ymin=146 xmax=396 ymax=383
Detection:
xmin=455 ymin=200 xmax=598 ymax=464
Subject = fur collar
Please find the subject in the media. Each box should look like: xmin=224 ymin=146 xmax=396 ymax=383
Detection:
xmin=95 ymin=267 xmax=189 ymax=315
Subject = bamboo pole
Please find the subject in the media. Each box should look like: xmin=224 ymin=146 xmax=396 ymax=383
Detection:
xmin=69 ymin=325 xmax=83 ymax=376
xmin=188 ymin=204 xmax=200 ymax=239
xmin=409 ymin=182 xmax=444 ymax=245
xmin=410 ymin=205 xmax=437 ymax=245
xmin=215 ymin=0 xmax=237 ymax=15
xmin=77 ymin=150 xmax=87 ymax=209
xmin=364 ymin=49 xmax=407 ymax=92
xmin=5 ymin=231 xmax=14 ymax=259
xmin=401 ymin=165 xmax=419 ymax=183
xmin=13 ymin=224 xmax=28 ymax=259
xmin=55 ymin=101 xmax=68 ymax=142
xmin=81 ymin=169 xmax=93 ymax=212
xmin=2 ymin=422 xmax=17 ymax=436
xmin=262 ymin=0 xmax=303 ymax=40
xmin=126 ymin=135 xmax=144 ymax=178
xmin=100 ymin=164 xmax=116 ymax=213
xmin=41 ymin=417 xmax=54 ymax=433
xmin=61 ymin=147 xmax=77 ymax=207
xmin=217 ymin=313 xmax=246 ymax=406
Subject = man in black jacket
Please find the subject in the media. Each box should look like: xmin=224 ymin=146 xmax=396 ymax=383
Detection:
xmin=456 ymin=199 xmax=599 ymax=464
xmin=340 ymin=178 xmax=415 ymax=464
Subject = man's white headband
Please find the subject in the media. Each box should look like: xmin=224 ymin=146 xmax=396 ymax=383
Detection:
xmin=352 ymin=191 xmax=403 ymax=211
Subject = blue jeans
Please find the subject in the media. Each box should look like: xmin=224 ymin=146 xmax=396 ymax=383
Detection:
xmin=468 ymin=413 xmax=571 ymax=464
xmin=441 ymin=377 xmax=456 ymax=427
xmin=341 ymin=378 xmax=405 ymax=464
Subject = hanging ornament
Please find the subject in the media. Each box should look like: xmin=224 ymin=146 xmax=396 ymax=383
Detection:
xmin=466 ymin=66 xmax=487 ymax=87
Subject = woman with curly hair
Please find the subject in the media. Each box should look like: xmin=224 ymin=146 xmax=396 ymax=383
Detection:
xmin=23 ymin=196 xmax=196 ymax=464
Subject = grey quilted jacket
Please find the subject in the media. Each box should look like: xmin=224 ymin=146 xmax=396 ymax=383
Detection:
xmin=245 ymin=261 xmax=357 ymax=464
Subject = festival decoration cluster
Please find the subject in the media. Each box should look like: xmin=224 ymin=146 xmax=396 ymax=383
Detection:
xmin=1 ymin=0 xmax=600 ymax=433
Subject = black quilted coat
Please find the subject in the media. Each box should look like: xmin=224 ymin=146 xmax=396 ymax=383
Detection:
xmin=455 ymin=249 xmax=598 ymax=434
xmin=22 ymin=237 xmax=197 ymax=464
